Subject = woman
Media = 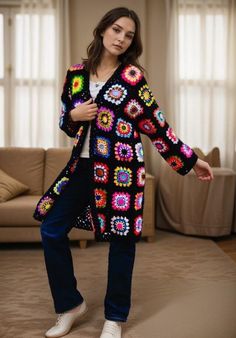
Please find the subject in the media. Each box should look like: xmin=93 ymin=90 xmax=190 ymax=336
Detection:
xmin=34 ymin=7 xmax=213 ymax=338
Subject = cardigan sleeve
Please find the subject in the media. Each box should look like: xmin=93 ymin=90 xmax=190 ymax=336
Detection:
xmin=134 ymin=76 xmax=198 ymax=175
xmin=59 ymin=69 xmax=81 ymax=137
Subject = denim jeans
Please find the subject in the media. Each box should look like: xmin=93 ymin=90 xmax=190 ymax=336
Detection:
xmin=40 ymin=158 xmax=136 ymax=322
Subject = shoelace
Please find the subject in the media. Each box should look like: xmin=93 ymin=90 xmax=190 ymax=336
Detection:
xmin=55 ymin=313 xmax=65 ymax=326
xmin=103 ymin=321 xmax=120 ymax=335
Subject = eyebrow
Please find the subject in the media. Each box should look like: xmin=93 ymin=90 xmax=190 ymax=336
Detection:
xmin=113 ymin=23 xmax=135 ymax=35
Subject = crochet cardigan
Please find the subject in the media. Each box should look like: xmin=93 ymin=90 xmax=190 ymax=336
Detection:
xmin=33 ymin=63 xmax=198 ymax=242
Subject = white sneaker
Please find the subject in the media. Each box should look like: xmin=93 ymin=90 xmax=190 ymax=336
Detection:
xmin=100 ymin=320 xmax=122 ymax=338
xmin=45 ymin=300 xmax=88 ymax=338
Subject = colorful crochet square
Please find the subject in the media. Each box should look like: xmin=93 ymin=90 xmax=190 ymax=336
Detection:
xmin=97 ymin=213 xmax=106 ymax=233
xmin=73 ymin=99 xmax=84 ymax=108
xmin=114 ymin=142 xmax=133 ymax=162
xmin=112 ymin=192 xmax=130 ymax=211
xmin=104 ymin=84 xmax=127 ymax=105
xmin=180 ymin=144 xmax=193 ymax=158
xmin=153 ymin=108 xmax=166 ymax=127
xmin=152 ymin=138 xmax=169 ymax=153
xmin=134 ymin=215 xmax=143 ymax=236
xmin=114 ymin=167 xmax=132 ymax=187
xmin=69 ymin=64 xmax=85 ymax=71
xmin=135 ymin=143 xmax=144 ymax=162
xmin=137 ymin=167 xmax=145 ymax=187
xmin=96 ymin=107 xmax=114 ymax=132
xmin=116 ymin=118 xmax=132 ymax=138
xmin=138 ymin=84 xmax=154 ymax=106
xmin=71 ymin=75 xmax=84 ymax=95
xmin=124 ymin=99 xmax=143 ymax=119
xmin=94 ymin=136 xmax=110 ymax=158
xmin=134 ymin=192 xmax=143 ymax=210
xmin=94 ymin=162 xmax=109 ymax=183
xmin=134 ymin=130 xmax=139 ymax=138
xmin=53 ymin=177 xmax=69 ymax=195
xmin=69 ymin=159 xmax=79 ymax=173
xmin=166 ymin=127 xmax=179 ymax=144
xmin=111 ymin=216 xmax=130 ymax=236
xmin=94 ymin=188 xmax=107 ymax=208
xmin=167 ymin=156 xmax=184 ymax=171
xmin=74 ymin=126 xmax=84 ymax=147
xmin=121 ymin=65 xmax=143 ymax=86
xmin=37 ymin=196 xmax=54 ymax=216
xmin=138 ymin=118 xmax=157 ymax=134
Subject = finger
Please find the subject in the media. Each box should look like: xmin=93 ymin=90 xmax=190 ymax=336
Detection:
xmin=84 ymin=98 xmax=93 ymax=104
xmin=88 ymin=108 xmax=98 ymax=113
xmin=88 ymin=103 xmax=98 ymax=109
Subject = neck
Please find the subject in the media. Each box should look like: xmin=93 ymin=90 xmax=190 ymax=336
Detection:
xmin=98 ymin=53 xmax=120 ymax=70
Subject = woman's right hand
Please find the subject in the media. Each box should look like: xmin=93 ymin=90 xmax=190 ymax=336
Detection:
xmin=70 ymin=98 xmax=98 ymax=121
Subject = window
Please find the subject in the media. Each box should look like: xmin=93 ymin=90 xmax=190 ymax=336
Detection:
xmin=177 ymin=1 xmax=228 ymax=153
xmin=0 ymin=4 xmax=56 ymax=147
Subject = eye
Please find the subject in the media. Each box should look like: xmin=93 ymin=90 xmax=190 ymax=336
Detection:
xmin=126 ymin=35 xmax=133 ymax=40
xmin=113 ymin=27 xmax=120 ymax=33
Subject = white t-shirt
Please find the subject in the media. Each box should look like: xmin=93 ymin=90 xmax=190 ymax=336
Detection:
xmin=80 ymin=81 xmax=105 ymax=158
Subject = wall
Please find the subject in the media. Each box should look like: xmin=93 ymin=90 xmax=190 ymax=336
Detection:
xmin=69 ymin=0 xmax=168 ymax=178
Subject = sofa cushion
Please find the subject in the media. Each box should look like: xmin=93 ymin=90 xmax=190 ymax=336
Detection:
xmin=0 ymin=195 xmax=41 ymax=226
xmin=0 ymin=147 xmax=45 ymax=195
xmin=0 ymin=169 xmax=29 ymax=202
xmin=44 ymin=147 xmax=72 ymax=193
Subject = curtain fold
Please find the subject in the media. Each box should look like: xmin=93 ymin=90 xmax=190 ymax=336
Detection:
xmin=11 ymin=0 xmax=71 ymax=148
xmin=165 ymin=0 xmax=236 ymax=170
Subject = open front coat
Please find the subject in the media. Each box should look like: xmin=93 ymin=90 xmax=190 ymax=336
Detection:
xmin=33 ymin=63 xmax=198 ymax=242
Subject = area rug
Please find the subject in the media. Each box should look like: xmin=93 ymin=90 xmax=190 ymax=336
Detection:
xmin=0 ymin=230 xmax=236 ymax=338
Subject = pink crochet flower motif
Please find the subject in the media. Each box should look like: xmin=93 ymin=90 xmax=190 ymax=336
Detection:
xmin=134 ymin=192 xmax=143 ymax=210
xmin=114 ymin=142 xmax=133 ymax=162
xmin=152 ymin=138 xmax=169 ymax=153
xmin=121 ymin=65 xmax=143 ymax=86
xmin=112 ymin=192 xmax=130 ymax=211
xmin=111 ymin=216 xmax=130 ymax=236
xmin=180 ymin=144 xmax=193 ymax=158
xmin=134 ymin=216 xmax=143 ymax=236
xmin=69 ymin=64 xmax=85 ymax=71
xmin=166 ymin=127 xmax=178 ymax=144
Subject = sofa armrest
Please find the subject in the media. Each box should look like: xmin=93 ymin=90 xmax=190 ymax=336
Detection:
xmin=157 ymin=166 xmax=236 ymax=237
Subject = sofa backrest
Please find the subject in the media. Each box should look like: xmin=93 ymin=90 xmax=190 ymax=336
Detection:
xmin=0 ymin=147 xmax=45 ymax=195
xmin=44 ymin=148 xmax=72 ymax=193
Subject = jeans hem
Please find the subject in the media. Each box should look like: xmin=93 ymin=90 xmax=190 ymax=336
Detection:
xmin=105 ymin=316 xmax=127 ymax=323
xmin=55 ymin=298 xmax=84 ymax=314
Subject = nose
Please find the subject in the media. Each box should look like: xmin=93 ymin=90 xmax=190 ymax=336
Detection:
xmin=118 ymin=33 xmax=125 ymax=43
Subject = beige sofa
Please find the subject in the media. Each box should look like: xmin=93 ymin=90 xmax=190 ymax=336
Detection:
xmin=157 ymin=148 xmax=236 ymax=237
xmin=0 ymin=147 xmax=156 ymax=248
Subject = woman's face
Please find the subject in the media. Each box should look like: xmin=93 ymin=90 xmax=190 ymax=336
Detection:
xmin=101 ymin=17 xmax=135 ymax=58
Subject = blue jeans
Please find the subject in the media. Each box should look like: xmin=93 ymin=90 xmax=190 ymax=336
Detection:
xmin=40 ymin=158 xmax=136 ymax=322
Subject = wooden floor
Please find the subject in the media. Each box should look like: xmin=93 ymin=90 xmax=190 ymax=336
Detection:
xmin=213 ymin=233 xmax=236 ymax=263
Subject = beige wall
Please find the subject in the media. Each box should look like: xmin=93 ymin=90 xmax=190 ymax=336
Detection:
xmin=69 ymin=0 xmax=168 ymax=178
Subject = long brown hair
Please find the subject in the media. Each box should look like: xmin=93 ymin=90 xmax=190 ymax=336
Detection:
xmin=83 ymin=7 xmax=144 ymax=74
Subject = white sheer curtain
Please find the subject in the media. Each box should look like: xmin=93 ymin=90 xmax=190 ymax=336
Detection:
xmin=165 ymin=0 xmax=236 ymax=170
xmin=13 ymin=0 xmax=70 ymax=148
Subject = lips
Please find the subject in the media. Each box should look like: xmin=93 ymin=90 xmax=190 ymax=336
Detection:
xmin=113 ymin=44 xmax=122 ymax=50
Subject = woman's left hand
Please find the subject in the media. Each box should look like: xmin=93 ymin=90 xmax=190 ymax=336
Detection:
xmin=193 ymin=158 xmax=214 ymax=181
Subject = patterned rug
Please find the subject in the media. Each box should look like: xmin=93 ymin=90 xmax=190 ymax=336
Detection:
xmin=0 ymin=230 xmax=236 ymax=338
